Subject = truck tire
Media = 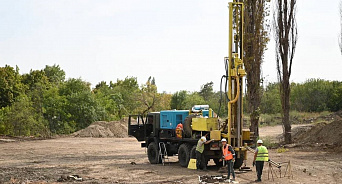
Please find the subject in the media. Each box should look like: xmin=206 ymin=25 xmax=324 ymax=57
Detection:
xmin=183 ymin=115 xmax=196 ymax=138
xmin=147 ymin=142 xmax=160 ymax=164
xmin=233 ymin=153 xmax=244 ymax=169
xmin=178 ymin=144 xmax=191 ymax=167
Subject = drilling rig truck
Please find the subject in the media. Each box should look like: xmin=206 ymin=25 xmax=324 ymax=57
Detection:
xmin=128 ymin=0 xmax=251 ymax=169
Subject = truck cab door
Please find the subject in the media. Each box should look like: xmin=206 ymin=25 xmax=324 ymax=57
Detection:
xmin=128 ymin=115 xmax=146 ymax=141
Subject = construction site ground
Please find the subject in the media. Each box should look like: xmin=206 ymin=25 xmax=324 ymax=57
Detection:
xmin=1 ymin=125 xmax=342 ymax=184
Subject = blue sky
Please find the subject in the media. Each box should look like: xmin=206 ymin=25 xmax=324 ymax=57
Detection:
xmin=1 ymin=0 xmax=341 ymax=93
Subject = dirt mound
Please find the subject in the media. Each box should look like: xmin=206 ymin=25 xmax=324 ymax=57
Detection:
xmin=293 ymin=116 xmax=342 ymax=151
xmin=332 ymin=110 xmax=342 ymax=120
xmin=73 ymin=119 xmax=129 ymax=138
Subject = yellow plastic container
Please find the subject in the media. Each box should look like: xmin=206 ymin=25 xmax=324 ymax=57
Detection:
xmin=188 ymin=159 xmax=197 ymax=169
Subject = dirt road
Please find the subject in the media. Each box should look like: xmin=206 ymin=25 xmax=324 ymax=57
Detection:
xmin=1 ymin=126 xmax=342 ymax=183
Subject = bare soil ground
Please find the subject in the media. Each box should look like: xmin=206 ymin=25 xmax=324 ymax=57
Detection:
xmin=2 ymin=111 xmax=342 ymax=184
xmin=1 ymin=132 xmax=342 ymax=184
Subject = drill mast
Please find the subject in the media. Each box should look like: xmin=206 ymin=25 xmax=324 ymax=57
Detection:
xmin=227 ymin=0 xmax=246 ymax=149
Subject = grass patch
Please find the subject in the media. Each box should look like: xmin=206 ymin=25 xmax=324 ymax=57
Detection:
xmin=260 ymin=136 xmax=278 ymax=148
xmin=257 ymin=111 xmax=334 ymax=127
xmin=276 ymin=147 xmax=289 ymax=153
xmin=259 ymin=113 xmax=282 ymax=127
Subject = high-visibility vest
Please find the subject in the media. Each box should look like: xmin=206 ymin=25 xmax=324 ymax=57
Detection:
xmin=256 ymin=145 xmax=269 ymax=162
xmin=196 ymin=138 xmax=205 ymax=153
xmin=222 ymin=145 xmax=233 ymax=161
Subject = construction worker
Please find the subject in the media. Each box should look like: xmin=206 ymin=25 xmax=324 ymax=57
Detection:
xmin=219 ymin=138 xmax=235 ymax=181
xmin=253 ymin=139 xmax=269 ymax=182
xmin=196 ymin=134 xmax=214 ymax=171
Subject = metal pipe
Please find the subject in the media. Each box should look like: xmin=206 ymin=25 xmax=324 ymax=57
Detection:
xmin=227 ymin=2 xmax=233 ymax=145
xmin=237 ymin=77 xmax=241 ymax=149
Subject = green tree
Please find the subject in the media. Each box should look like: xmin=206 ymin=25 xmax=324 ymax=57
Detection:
xmin=199 ymin=82 xmax=214 ymax=102
xmin=171 ymin=90 xmax=188 ymax=110
xmin=183 ymin=92 xmax=206 ymax=109
xmin=291 ymin=79 xmax=334 ymax=112
xmin=243 ymin=0 xmax=270 ymax=138
xmin=0 ymin=65 xmax=23 ymax=108
xmin=5 ymin=94 xmax=48 ymax=136
xmin=60 ymin=78 xmax=104 ymax=130
xmin=43 ymin=86 xmax=71 ymax=134
xmin=22 ymin=70 xmax=51 ymax=116
xmin=110 ymin=77 xmax=140 ymax=114
xmin=93 ymin=81 xmax=119 ymax=120
xmin=260 ymin=82 xmax=281 ymax=114
xmin=136 ymin=77 xmax=159 ymax=115
xmin=154 ymin=92 xmax=172 ymax=111
xmin=207 ymin=92 xmax=226 ymax=118
xmin=43 ymin=64 xmax=66 ymax=85
xmin=273 ymin=0 xmax=298 ymax=144
xmin=21 ymin=69 xmax=49 ymax=90
xmin=327 ymin=81 xmax=342 ymax=111
xmin=0 ymin=107 xmax=10 ymax=134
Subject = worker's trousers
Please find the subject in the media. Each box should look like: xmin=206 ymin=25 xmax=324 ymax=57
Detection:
xmin=226 ymin=160 xmax=235 ymax=179
xmin=195 ymin=150 xmax=206 ymax=170
xmin=256 ymin=161 xmax=264 ymax=180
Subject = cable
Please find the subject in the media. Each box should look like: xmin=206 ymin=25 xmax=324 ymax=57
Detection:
xmin=218 ymin=75 xmax=226 ymax=118
xmin=217 ymin=58 xmax=230 ymax=118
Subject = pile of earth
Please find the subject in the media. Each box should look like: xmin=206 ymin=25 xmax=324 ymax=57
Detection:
xmin=72 ymin=118 xmax=134 ymax=138
xmin=292 ymin=111 xmax=342 ymax=151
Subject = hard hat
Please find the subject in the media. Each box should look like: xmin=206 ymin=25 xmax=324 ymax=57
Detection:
xmin=257 ymin=139 xmax=263 ymax=144
xmin=201 ymin=136 xmax=207 ymax=142
xmin=221 ymin=138 xmax=227 ymax=142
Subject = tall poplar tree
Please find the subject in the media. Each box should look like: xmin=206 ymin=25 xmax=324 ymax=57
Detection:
xmin=243 ymin=0 xmax=270 ymax=138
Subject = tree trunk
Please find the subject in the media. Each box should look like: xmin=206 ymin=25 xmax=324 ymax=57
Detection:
xmin=282 ymin=75 xmax=291 ymax=143
xmin=243 ymin=0 xmax=268 ymax=139
xmin=247 ymin=72 xmax=261 ymax=138
xmin=273 ymin=0 xmax=297 ymax=144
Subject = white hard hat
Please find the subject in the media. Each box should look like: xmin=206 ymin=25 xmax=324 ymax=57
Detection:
xmin=201 ymin=136 xmax=207 ymax=142
xmin=221 ymin=138 xmax=227 ymax=142
xmin=257 ymin=139 xmax=263 ymax=144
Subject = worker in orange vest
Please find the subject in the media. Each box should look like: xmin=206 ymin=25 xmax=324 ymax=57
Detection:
xmin=219 ymin=138 xmax=236 ymax=181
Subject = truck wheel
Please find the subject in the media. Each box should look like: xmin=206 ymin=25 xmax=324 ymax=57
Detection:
xmin=233 ymin=153 xmax=244 ymax=169
xmin=178 ymin=144 xmax=191 ymax=167
xmin=147 ymin=142 xmax=160 ymax=164
xmin=183 ymin=115 xmax=196 ymax=138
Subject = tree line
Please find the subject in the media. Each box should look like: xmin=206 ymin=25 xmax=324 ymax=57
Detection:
xmin=1 ymin=65 xmax=341 ymax=137
xmin=261 ymin=79 xmax=342 ymax=114
xmin=0 ymin=64 xmax=171 ymax=136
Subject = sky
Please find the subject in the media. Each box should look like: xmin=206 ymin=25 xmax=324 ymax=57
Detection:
xmin=0 ymin=0 xmax=341 ymax=93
